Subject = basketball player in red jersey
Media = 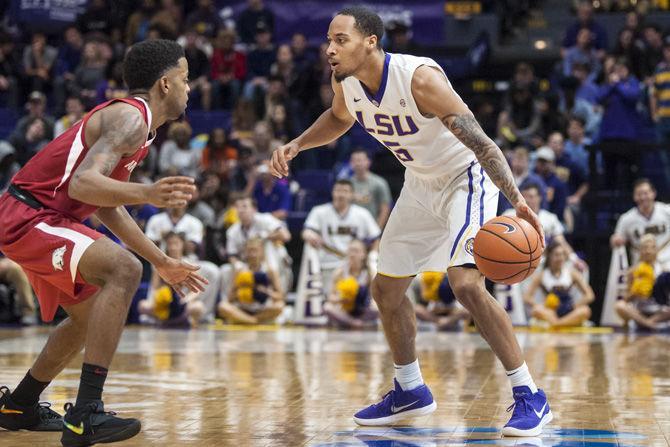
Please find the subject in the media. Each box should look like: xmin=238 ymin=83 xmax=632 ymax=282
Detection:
xmin=0 ymin=39 xmax=207 ymax=446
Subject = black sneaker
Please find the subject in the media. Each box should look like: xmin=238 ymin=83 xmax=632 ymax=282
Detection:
xmin=0 ymin=385 xmax=62 ymax=431
xmin=61 ymin=401 xmax=141 ymax=447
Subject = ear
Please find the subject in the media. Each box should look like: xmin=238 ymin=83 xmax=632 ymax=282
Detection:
xmin=159 ymin=76 xmax=170 ymax=95
xmin=368 ymin=35 xmax=378 ymax=50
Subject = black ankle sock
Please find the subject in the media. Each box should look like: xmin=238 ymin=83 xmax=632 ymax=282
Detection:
xmin=75 ymin=363 xmax=108 ymax=406
xmin=11 ymin=370 xmax=50 ymax=407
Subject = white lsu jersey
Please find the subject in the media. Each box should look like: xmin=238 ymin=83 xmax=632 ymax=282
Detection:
xmin=341 ymin=52 xmax=476 ymax=181
xmin=614 ymin=202 xmax=670 ymax=265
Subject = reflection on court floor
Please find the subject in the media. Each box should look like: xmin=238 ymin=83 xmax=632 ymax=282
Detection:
xmin=0 ymin=327 xmax=668 ymax=446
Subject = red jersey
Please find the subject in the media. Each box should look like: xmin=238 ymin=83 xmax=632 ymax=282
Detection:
xmin=11 ymin=97 xmax=155 ymax=222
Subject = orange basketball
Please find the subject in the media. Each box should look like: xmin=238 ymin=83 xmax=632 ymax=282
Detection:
xmin=473 ymin=215 xmax=543 ymax=285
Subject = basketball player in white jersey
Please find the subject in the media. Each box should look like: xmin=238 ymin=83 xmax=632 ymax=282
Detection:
xmin=270 ymin=7 xmax=551 ymax=436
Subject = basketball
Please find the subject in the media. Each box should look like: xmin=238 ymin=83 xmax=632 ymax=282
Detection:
xmin=473 ymin=215 xmax=543 ymax=285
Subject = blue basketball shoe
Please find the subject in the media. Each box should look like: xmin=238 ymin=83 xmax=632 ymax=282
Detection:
xmin=353 ymin=379 xmax=437 ymax=426
xmin=502 ymin=386 xmax=553 ymax=437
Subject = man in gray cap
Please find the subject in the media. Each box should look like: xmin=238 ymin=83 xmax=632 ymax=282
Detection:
xmin=534 ymin=146 xmax=569 ymax=219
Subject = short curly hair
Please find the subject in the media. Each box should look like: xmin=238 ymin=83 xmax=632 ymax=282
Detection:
xmin=337 ymin=6 xmax=384 ymax=49
xmin=122 ymin=39 xmax=185 ymax=91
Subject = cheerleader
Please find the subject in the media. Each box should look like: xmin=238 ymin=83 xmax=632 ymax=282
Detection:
xmin=414 ymin=272 xmax=470 ymax=330
xmin=218 ymin=238 xmax=285 ymax=324
xmin=324 ymin=239 xmax=378 ymax=328
xmin=524 ymin=241 xmax=594 ymax=327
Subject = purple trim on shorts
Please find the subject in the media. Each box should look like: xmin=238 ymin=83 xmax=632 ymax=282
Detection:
xmin=479 ymin=165 xmax=486 ymax=227
xmin=450 ymin=162 xmax=475 ymax=258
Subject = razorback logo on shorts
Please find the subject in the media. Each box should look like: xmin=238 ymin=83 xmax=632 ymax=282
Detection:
xmin=465 ymin=237 xmax=475 ymax=256
xmin=52 ymin=245 xmax=67 ymax=271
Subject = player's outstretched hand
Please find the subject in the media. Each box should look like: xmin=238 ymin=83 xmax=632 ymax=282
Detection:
xmin=515 ymin=201 xmax=546 ymax=250
xmin=156 ymin=257 xmax=209 ymax=297
xmin=270 ymin=141 xmax=300 ymax=178
xmin=147 ymin=176 xmax=196 ymax=208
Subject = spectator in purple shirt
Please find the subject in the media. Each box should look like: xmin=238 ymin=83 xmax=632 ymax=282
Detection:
xmin=562 ymin=0 xmax=608 ymax=56
xmin=253 ymin=161 xmax=291 ymax=220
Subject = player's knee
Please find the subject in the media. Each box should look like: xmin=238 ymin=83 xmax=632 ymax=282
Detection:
xmin=114 ymin=254 xmax=143 ymax=290
xmin=370 ymin=276 xmax=404 ymax=309
xmin=450 ymin=279 xmax=484 ymax=308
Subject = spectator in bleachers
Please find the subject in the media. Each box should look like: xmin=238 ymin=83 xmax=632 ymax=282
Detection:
xmin=564 ymin=115 xmax=592 ymax=175
xmin=523 ymin=241 xmax=594 ymax=328
xmin=271 ymin=44 xmax=296 ymax=91
xmin=651 ymin=40 xmax=670 ymax=144
xmin=0 ymin=142 xmax=17 ymax=193
xmin=211 ymin=28 xmax=246 ymax=109
xmin=243 ymin=23 xmax=276 ymax=105
xmin=268 ymin=102 xmax=292 ymax=143
xmin=385 ymin=19 xmax=422 ymax=55
xmin=54 ymin=95 xmax=85 ymax=137
xmin=557 ymin=75 xmax=601 ymax=139
xmin=324 ymin=239 xmax=378 ymax=329
xmin=507 ymin=146 xmax=547 ymax=206
xmin=185 ymin=0 xmax=221 ymax=39
xmin=230 ymin=146 xmax=258 ymax=195
xmin=264 ymin=75 xmax=288 ymax=123
xmin=547 ymin=132 xmax=589 ymax=213
xmin=639 ymin=24 xmax=664 ymax=79
xmin=218 ymin=238 xmax=285 ymax=324
xmin=533 ymin=146 xmax=569 ymax=221
xmin=571 ymin=62 xmax=599 ymax=104
xmin=53 ymin=26 xmax=83 ymax=111
xmin=201 ymin=127 xmax=238 ymax=174
xmin=302 ymin=179 xmax=381 ymax=294
xmin=22 ymin=32 xmax=57 ymax=95
xmin=562 ymin=28 xmax=602 ymax=80
xmin=187 ymin=179 xmax=216 ymax=228
xmin=615 ymin=234 xmax=670 ymax=330
xmin=562 ymin=0 xmax=608 ymax=57
xmin=150 ymin=0 xmax=183 ymax=39
xmin=146 ymin=205 xmax=204 ymax=257
xmin=246 ymin=120 xmax=281 ymax=160
xmin=158 ymin=121 xmax=200 ymax=177
xmin=226 ymin=194 xmax=290 ymax=264
xmin=237 ymin=0 xmax=275 ymax=45
xmin=613 ymin=28 xmax=645 ymax=80
xmin=225 ymin=194 xmax=291 ymax=294
xmin=536 ymin=92 xmax=568 ymax=141
xmin=253 ymin=161 xmax=291 ymax=220
xmin=611 ymin=178 xmax=670 ymax=267
xmin=125 ymin=0 xmax=157 ymax=46
xmin=414 ymin=272 xmax=470 ymax=331
xmin=73 ymin=41 xmax=111 ymax=109
xmin=290 ymin=32 xmax=315 ymax=74
xmin=0 ymin=31 xmax=19 ymax=108
xmin=139 ymin=232 xmax=206 ymax=327
xmin=182 ymin=29 xmax=212 ymax=110
xmin=97 ymin=61 xmax=128 ymax=102
xmin=12 ymin=91 xmax=54 ymax=143
xmin=596 ymin=57 xmax=642 ymax=186
xmin=75 ymin=0 xmax=113 ymax=37
xmin=348 ymin=149 xmax=392 ymax=229
xmin=497 ymin=81 xmax=540 ymax=147
xmin=10 ymin=117 xmax=50 ymax=165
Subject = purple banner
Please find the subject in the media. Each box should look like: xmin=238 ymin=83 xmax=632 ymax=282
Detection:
xmin=222 ymin=1 xmax=445 ymax=46
xmin=12 ymin=0 xmax=88 ymax=30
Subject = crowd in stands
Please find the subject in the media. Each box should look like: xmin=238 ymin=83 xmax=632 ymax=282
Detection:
xmin=0 ymin=0 xmax=670 ymax=332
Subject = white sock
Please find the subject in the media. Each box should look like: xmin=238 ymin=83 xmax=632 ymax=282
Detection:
xmin=506 ymin=362 xmax=538 ymax=393
xmin=394 ymin=359 xmax=424 ymax=391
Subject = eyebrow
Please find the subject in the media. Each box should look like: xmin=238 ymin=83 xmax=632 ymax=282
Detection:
xmin=327 ymin=32 xmax=350 ymax=38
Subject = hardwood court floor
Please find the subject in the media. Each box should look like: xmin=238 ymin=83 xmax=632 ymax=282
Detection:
xmin=0 ymin=326 xmax=669 ymax=446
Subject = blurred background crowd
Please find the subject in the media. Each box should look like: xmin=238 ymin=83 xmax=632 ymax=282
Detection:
xmin=1 ymin=0 xmax=670 ymax=333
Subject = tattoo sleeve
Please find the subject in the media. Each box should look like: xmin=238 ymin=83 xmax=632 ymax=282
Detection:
xmin=442 ymin=113 xmax=522 ymax=206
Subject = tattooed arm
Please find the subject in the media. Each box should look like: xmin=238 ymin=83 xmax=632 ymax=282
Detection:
xmin=411 ymin=65 xmax=545 ymax=246
xmin=68 ymin=102 xmax=151 ymax=206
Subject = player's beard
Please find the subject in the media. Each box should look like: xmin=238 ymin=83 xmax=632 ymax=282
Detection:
xmin=334 ymin=72 xmax=350 ymax=83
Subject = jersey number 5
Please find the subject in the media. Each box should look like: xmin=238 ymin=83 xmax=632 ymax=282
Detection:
xmin=383 ymin=141 xmax=414 ymax=162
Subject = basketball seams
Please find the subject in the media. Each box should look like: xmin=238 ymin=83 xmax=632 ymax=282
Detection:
xmin=479 ymin=228 xmax=532 ymax=255
xmin=473 ymin=251 xmax=543 ymax=265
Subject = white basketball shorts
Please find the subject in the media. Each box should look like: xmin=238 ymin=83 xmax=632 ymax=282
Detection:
xmin=378 ymin=161 xmax=499 ymax=277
